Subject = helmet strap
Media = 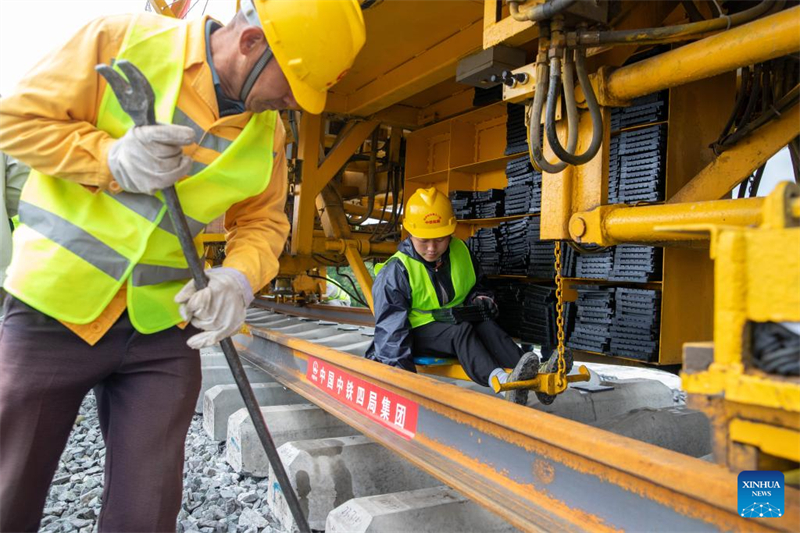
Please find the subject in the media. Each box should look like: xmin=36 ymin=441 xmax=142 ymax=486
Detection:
xmin=239 ymin=45 xmax=273 ymax=103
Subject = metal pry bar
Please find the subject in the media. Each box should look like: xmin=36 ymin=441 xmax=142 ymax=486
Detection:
xmin=95 ymin=62 xmax=156 ymax=127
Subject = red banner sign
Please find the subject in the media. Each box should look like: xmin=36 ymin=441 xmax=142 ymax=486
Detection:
xmin=306 ymin=356 xmax=419 ymax=440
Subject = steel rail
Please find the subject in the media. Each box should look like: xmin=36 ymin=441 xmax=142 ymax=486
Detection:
xmin=234 ymin=325 xmax=800 ymax=533
xmin=251 ymin=298 xmax=375 ymax=326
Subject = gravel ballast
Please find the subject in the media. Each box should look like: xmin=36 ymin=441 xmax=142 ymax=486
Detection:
xmin=39 ymin=393 xmax=279 ymax=533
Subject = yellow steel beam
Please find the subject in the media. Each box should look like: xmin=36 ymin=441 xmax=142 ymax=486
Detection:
xmin=372 ymin=105 xmax=421 ymax=130
xmin=344 ymin=20 xmax=483 ymax=116
xmin=670 ymin=104 xmax=800 ymax=204
xmin=317 ymin=121 xmax=380 ymax=197
xmin=600 ymin=6 xmax=800 ymax=105
xmin=482 ymin=0 xmax=540 ymax=49
xmin=237 ymin=327 xmax=800 ymax=532
xmin=415 ymin=362 xmax=472 ymax=381
xmin=342 ymin=202 xmax=402 ymax=222
xmin=730 ymin=420 xmax=800 ymax=463
xmin=418 ymin=89 xmax=475 ymax=126
xmin=314 ymin=184 xmax=379 ymax=312
xmin=570 ymin=198 xmax=764 ymax=246
xmin=343 ymin=243 xmax=374 ymax=312
xmin=323 ymin=238 xmax=396 ymax=257
xmin=291 ymin=115 xmax=378 ymax=255
xmin=147 ymin=0 xmax=176 ymax=17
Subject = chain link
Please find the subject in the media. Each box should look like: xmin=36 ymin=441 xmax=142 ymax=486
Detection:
xmin=554 ymin=241 xmax=565 ymax=376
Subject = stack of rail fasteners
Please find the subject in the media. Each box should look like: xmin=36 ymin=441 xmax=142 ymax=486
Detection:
xmin=498 ymin=218 xmax=530 ymax=275
xmin=608 ymin=134 xmax=621 ymax=203
xmin=527 ymin=216 xmax=554 ymax=278
xmin=567 ymin=285 xmax=615 ymax=353
xmin=575 ymin=248 xmax=615 ymax=279
xmin=609 ymin=88 xmax=668 ymax=205
xmin=432 ymin=301 xmax=498 ymax=324
xmin=609 ymin=245 xmax=663 ymax=283
xmin=504 ymin=156 xmax=536 ymax=215
xmin=505 ymin=103 xmax=528 ymax=155
xmin=614 ymin=91 xmax=668 ymax=130
xmin=519 ymin=284 xmax=558 ymax=347
xmin=472 ymin=189 xmax=505 ymax=218
xmin=617 ymin=123 xmax=667 ymax=203
xmin=467 ymin=227 xmax=501 ymax=275
xmin=610 ymin=288 xmax=661 ymax=362
xmin=450 ymin=190 xmax=474 ymax=219
xmin=530 ymin=165 xmax=544 ymax=213
xmin=526 ymin=218 xmax=577 ymax=279
xmin=560 ymin=244 xmax=577 ymax=278
xmin=493 ymin=282 xmax=524 ymax=337
xmin=473 ymin=85 xmax=503 ymax=107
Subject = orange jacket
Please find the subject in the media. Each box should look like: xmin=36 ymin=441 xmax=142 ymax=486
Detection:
xmin=0 ymin=14 xmax=290 ymax=344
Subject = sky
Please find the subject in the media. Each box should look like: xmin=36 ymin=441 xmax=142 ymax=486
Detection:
xmin=0 ymin=0 xmax=794 ymax=196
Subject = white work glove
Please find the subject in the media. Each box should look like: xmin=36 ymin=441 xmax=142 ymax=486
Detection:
xmin=175 ymin=267 xmax=255 ymax=349
xmin=108 ymin=124 xmax=196 ymax=195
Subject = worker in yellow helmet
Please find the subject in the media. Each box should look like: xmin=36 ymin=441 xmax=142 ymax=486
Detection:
xmin=367 ymin=187 xmax=537 ymax=399
xmin=0 ymin=1 xmax=365 ymax=530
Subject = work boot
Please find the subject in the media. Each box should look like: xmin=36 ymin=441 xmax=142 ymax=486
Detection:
xmin=535 ymin=348 xmax=574 ymax=405
xmin=505 ymin=351 xmax=539 ymax=405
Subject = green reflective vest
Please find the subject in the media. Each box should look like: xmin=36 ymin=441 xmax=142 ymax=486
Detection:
xmin=376 ymin=238 xmax=476 ymax=328
xmin=4 ymin=14 xmax=277 ymax=334
xmin=326 ymin=277 xmax=351 ymax=303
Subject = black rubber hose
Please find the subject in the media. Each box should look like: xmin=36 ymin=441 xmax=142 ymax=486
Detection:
xmin=546 ymin=47 xmax=603 ymax=166
xmin=718 ymin=84 xmax=799 ymax=150
xmin=509 ymin=0 xmax=580 ymax=22
xmin=542 ymin=52 xmax=580 ymax=166
xmin=348 ymin=128 xmax=380 ymax=226
xmin=717 ymin=66 xmax=751 ymax=143
xmin=788 ymin=137 xmax=800 ymax=184
xmin=529 ymin=65 xmax=566 ymax=173
xmin=305 ymin=273 xmax=368 ymax=307
xmin=529 ymin=59 xmax=570 ymax=173
xmin=578 ymin=0 xmax=777 ymax=46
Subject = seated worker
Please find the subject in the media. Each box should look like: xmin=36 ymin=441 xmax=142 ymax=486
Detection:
xmin=366 ymin=187 xmax=536 ymax=396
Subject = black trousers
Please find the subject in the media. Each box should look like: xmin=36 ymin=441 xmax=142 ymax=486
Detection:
xmin=0 ymin=297 xmax=201 ymax=532
xmin=411 ymin=319 xmax=523 ymax=386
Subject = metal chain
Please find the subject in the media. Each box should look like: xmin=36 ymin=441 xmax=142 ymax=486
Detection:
xmin=554 ymin=240 xmax=566 ymax=375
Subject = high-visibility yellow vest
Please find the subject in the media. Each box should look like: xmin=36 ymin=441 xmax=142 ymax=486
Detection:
xmin=4 ymin=14 xmax=277 ymax=334
xmin=326 ymin=277 xmax=351 ymax=303
xmin=376 ymin=238 xmax=476 ymax=328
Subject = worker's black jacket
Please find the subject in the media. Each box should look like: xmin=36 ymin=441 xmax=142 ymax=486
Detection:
xmin=365 ymin=237 xmax=492 ymax=372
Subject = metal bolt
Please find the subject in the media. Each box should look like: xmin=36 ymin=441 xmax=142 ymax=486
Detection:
xmin=571 ymin=216 xmax=587 ymax=238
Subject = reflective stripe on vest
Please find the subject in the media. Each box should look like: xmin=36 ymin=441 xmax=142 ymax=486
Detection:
xmin=5 ymin=13 xmax=277 ymax=332
xmin=18 ymin=200 xmax=129 ymax=281
xmin=376 ymin=238 xmax=476 ymax=329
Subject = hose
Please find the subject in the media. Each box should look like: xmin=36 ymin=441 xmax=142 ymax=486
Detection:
xmin=546 ymin=46 xmax=603 ymax=166
xmin=748 ymin=163 xmax=766 ymax=198
xmin=540 ymin=51 xmax=580 ymax=166
xmin=788 ymin=138 xmax=800 ymax=184
xmin=348 ymin=127 xmax=380 ymax=226
xmin=717 ymin=84 xmax=799 ymax=151
xmin=509 ymin=0 xmax=580 ymax=22
xmin=305 ymin=273 xmax=368 ymax=307
xmin=529 ymin=58 xmax=566 ymax=173
xmin=574 ymin=0 xmax=778 ymax=47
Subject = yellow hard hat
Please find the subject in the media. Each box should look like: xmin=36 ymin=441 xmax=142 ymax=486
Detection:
xmin=250 ymin=0 xmax=366 ymax=114
xmin=404 ymin=187 xmax=457 ymax=239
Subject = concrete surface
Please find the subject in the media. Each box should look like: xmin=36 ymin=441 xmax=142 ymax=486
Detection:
xmin=203 ymin=383 xmax=305 ymax=441
xmin=266 ymin=436 xmax=440 ymax=531
xmin=226 ymin=404 xmax=359 ymax=477
xmin=326 ymin=486 xmax=520 ymax=533
xmin=196 ymin=365 xmax=275 ymax=414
